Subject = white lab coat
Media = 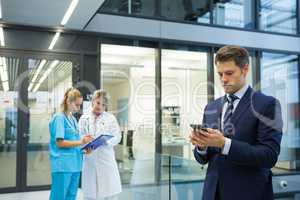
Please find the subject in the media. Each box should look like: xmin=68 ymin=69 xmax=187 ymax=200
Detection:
xmin=78 ymin=111 xmax=122 ymax=200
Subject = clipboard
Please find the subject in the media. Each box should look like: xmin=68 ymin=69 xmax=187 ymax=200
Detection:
xmin=81 ymin=134 xmax=113 ymax=151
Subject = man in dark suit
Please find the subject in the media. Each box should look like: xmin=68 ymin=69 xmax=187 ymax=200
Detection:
xmin=190 ymin=45 xmax=282 ymax=200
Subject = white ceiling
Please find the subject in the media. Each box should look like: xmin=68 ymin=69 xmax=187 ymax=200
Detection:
xmin=2 ymin=0 xmax=105 ymax=30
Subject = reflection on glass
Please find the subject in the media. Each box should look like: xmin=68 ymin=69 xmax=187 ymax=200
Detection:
xmin=101 ymin=44 xmax=156 ymax=185
xmin=161 ymin=49 xmax=208 ymax=162
xmin=212 ymin=0 xmax=253 ymax=28
xmin=170 ymin=155 xmax=205 ymax=200
xmin=261 ymin=52 xmax=300 ymax=172
xmin=0 ymin=56 xmax=18 ymax=188
xmin=27 ymin=58 xmax=72 ymax=186
xmin=100 ymin=0 xmax=157 ymax=18
xmin=214 ymin=53 xmax=254 ymax=99
xmin=161 ymin=0 xmax=210 ymax=23
xmin=99 ymin=0 xmax=210 ymax=24
xmin=259 ymin=0 xmax=297 ymax=34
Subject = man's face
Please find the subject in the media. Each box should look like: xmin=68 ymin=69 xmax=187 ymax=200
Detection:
xmin=216 ymin=60 xmax=248 ymax=94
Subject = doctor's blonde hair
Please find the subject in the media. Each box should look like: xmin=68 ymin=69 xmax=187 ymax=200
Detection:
xmin=61 ymin=87 xmax=82 ymax=114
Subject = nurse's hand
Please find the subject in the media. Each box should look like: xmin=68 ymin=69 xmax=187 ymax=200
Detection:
xmin=81 ymin=135 xmax=93 ymax=144
xmin=83 ymin=148 xmax=92 ymax=155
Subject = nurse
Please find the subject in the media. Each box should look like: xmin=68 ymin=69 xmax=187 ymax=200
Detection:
xmin=79 ymin=89 xmax=122 ymax=200
xmin=49 ymin=88 xmax=92 ymax=200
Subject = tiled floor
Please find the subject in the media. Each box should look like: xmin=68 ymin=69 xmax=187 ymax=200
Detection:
xmin=0 ymin=190 xmax=83 ymax=200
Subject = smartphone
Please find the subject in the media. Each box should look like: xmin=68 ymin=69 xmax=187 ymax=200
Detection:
xmin=190 ymin=124 xmax=207 ymax=132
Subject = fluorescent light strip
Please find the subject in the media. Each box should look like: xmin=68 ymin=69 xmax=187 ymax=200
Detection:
xmin=60 ymin=0 xmax=79 ymax=25
xmin=2 ymin=81 xmax=8 ymax=92
xmin=0 ymin=27 xmax=5 ymax=46
xmin=0 ymin=56 xmax=3 ymax=66
xmin=33 ymin=60 xmax=59 ymax=92
xmin=28 ymin=59 xmax=47 ymax=91
xmin=2 ymin=56 xmax=6 ymax=71
xmin=0 ymin=57 xmax=9 ymax=91
xmin=0 ymin=57 xmax=8 ymax=81
xmin=48 ymin=32 xmax=60 ymax=50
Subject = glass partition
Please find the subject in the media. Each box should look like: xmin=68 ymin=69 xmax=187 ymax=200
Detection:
xmin=212 ymin=0 xmax=254 ymax=28
xmin=100 ymin=0 xmax=211 ymax=24
xmin=101 ymin=44 xmax=156 ymax=185
xmin=259 ymin=0 xmax=297 ymax=34
xmin=161 ymin=0 xmax=210 ymax=23
xmin=161 ymin=48 xmax=208 ymax=161
xmin=260 ymin=52 xmax=300 ymax=173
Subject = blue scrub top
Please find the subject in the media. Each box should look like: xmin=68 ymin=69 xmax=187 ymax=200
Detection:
xmin=49 ymin=112 xmax=82 ymax=172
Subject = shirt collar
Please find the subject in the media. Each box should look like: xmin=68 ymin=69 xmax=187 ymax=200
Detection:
xmin=89 ymin=110 xmax=104 ymax=119
xmin=226 ymin=84 xmax=249 ymax=100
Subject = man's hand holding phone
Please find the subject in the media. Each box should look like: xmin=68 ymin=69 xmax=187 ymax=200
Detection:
xmin=190 ymin=124 xmax=208 ymax=134
xmin=189 ymin=124 xmax=226 ymax=149
xmin=189 ymin=124 xmax=208 ymax=150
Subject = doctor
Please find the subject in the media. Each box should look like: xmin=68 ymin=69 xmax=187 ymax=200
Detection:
xmin=79 ymin=89 xmax=122 ymax=200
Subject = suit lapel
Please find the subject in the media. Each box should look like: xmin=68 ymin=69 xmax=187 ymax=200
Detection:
xmin=230 ymin=87 xmax=253 ymax=125
xmin=216 ymin=96 xmax=225 ymax=130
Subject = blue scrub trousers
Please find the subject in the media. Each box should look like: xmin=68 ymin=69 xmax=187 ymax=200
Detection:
xmin=49 ymin=172 xmax=80 ymax=200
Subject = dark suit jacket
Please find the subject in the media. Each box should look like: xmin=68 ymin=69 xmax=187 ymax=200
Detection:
xmin=194 ymin=87 xmax=283 ymax=200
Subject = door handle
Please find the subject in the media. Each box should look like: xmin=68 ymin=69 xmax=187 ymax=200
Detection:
xmin=23 ymin=133 xmax=30 ymax=138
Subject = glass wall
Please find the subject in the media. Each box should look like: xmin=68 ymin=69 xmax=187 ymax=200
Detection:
xmin=161 ymin=0 xmax=210 ymax=23
xmin=0 ymin=55 xmax=19 ymax=188
xmin=212 ymin=0 xmax=254 ymax=28
xmin=161 ymin=48 xmax=208 ymax=161
xmin=99 ymin=0 xmax=300 ymax=34
xmin=160 ymin=48 xmax=209 ymax=198
xmin=100 ymin=0 xmax=157 ymax=18
xmin=100 ymin=44 xmax=156 ymax=185
xmin=26 ymin=58 xmax=73 ymax=186
xmin=259 ymin=0 xmax=297 ymax=34
xmin=260 ymin=52 xmax=300 ymax=172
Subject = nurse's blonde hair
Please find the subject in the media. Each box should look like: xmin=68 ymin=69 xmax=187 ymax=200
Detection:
xmin=61 ymin=87 xmax=82 ymax=114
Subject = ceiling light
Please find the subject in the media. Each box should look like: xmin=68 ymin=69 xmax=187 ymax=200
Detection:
xmin=0 ymin=57 xmax=9 ymax=91
xmin=2 ymin=57 xmax=6 ymax=71
xmin=101 ymin=44 xmax=154 ymax=56
xmin=0 ymin=27 xmax=5 ymax=46
xmin=48 ymin=32 xmax=60 ymax=50
xmin=0 ymin=57 xmax=8 ymax=82
xmin=33 ymin=60 xmax=59 ymax=92
xmin=28 ymin=59 xmax=47 ymax=91
xmin=2 ymin=81 xmax=8 ymax=92
xmin=32 ymin=82 xmax=41 ymax=93
xmin=32 ymin=60 xmax=47 ymax=83
xmin=60 ymin=0 xmax=79 ymax=26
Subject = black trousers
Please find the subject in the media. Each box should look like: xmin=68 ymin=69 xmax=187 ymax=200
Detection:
xmin=215 ymin=181 xmax=221 ymax=200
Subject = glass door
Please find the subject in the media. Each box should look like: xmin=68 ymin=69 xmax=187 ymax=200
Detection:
xmin=24 ymin=54 xmax=77 ymax=189
xmin=0 ymin=50 xmax=80 ymax=192
xmin=0 ymin=51 xmax=24 ymax=192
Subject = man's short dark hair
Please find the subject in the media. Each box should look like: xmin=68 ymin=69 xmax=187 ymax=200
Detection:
xmin=215 ymin=45 xmax=249 ymax=68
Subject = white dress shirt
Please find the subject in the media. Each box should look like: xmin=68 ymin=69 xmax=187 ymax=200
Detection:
xmin=197 ymin=84 xmax=249 ymax=155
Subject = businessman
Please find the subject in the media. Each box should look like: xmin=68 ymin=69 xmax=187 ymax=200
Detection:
xmin=190 ymin=45 xmax=282 ymax=200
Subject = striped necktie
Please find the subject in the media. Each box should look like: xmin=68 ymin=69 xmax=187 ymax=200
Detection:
xmin=223 ymin=94 xmax=239 ymax=136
